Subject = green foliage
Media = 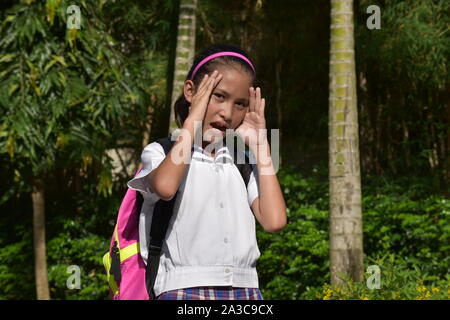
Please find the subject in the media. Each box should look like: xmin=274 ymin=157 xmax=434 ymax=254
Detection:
xmin=0 ymin=237 xmax=34 ymax=300
xmin=362 ymin=194 xmax=450 ymax=278
xmin=357 ymin=0 xmax=450 ymax=89
xmin=0 ymin=171 xmax=122 ymax=300
xmin=355 ymin=0 xmax=449 ymax=181
xmin=47 ymin=233 xmax=109 ymax=300
xmin=43 ymin=173 xmax=123 ymax=299
xmin=0 ymin=0 xmax=150 ymax=182
xmin=303 ymin=254 xmax=450 ymax=300
xmin=256 ymin=167 xmax=449 ymax=300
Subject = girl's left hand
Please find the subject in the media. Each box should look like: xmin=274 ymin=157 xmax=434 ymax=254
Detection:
xmin=236 ymin=87 xmax=267 ymax=150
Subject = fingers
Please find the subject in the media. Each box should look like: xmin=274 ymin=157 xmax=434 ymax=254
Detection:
xmin=249 ymin=87 xmax=255 ymax=112
xmin=260 ymin=98 xmax=265 ymax=117
xmin=249 ymin=87 xmax=264 ymax=114
xmin=255 ymin=87 xmax=261 ymax=114
xmin=194 ymin=74 xmax=210 ymax=97
xmin=207 ymin=70 xmax=222 ymax=93
xmin=196 ymin=70 xmax=222 ymax=100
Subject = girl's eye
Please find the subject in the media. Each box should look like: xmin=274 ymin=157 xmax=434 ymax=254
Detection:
xmin=214 ymin=93 xmax=224 ymax=99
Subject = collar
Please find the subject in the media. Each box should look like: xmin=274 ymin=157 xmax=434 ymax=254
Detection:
xmin=192 ymin=142 xmax=233 ymax=163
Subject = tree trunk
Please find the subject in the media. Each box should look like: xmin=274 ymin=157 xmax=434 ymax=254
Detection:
xmin=32 ymin=178 xmax=50 ymax=300
xmin=169 ymin=0 xmax=197 ymax=135
xmin=328 ymin=0 xmax=364 ymax=286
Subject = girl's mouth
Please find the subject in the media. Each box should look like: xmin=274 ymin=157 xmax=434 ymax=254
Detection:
xmin=209 ymin=121 xmax=228 ymax=134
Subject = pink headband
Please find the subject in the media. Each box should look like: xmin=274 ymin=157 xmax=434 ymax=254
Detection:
xmin=189 ymin=51 xmax=256 ymax=80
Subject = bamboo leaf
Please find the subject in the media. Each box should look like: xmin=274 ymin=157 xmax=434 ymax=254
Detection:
xmin=0 ymin=54 xmax=17 ymax=62
xmin=50 ymin=55 xmax=67 ymax=67
xmin=8 ymin=83 xmax=19 ymax=96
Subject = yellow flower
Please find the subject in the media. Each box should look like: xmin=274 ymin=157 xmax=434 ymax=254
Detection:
xmin=431 ymin=288 xmax=439 ymax=293
xmin=360 ymin=297 xmax=369 ymax=300
xmin=417 ymin=286 xmax=427 ymax=293
xmin=322 ymin=288 xmax=333 ymax=300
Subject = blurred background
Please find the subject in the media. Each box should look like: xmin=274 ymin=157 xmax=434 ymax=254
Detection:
xmin=0 ymin=0 xmax=448 ymax=300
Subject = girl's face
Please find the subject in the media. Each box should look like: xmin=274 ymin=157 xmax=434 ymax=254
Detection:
xmin=185 ymin=66 xmax=253 ymax=148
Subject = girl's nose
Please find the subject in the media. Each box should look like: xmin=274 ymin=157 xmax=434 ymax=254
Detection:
xmin=220 ymin=101 xmax=234 ymax=122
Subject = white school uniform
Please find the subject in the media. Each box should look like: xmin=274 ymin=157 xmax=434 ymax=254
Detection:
xmin=127 ymin=140 xmax=261 ymax=297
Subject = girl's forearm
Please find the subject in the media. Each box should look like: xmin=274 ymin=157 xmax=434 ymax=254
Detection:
xmin=252 ymin=142 xmax=287 ymax=230
xmin=148 ymin=117 xmax=197 ymax=200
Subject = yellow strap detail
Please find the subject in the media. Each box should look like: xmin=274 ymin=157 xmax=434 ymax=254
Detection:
xmin=120 ymin=242 xmax=140 ymax=262
xmin=105 ymin=224 xmax=139 ymax=296
xmin=103 ymin=251 xmax=119 ymax=295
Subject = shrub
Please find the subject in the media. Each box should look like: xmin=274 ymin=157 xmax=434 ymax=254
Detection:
xmin=256 ymin=166 xmax=449 ymax=300
xmin=304 ymin=254 xmax=450 ymax=300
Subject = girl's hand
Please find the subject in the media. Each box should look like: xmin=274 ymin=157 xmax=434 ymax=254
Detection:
xmin=236 ymin=87 xmax=267 ymax=150
xmin=187 ymin=70 xmax=222 ymax=123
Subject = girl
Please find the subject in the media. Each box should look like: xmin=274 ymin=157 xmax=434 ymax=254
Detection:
xmin=128 ymin=44 xmax=286 ymax=300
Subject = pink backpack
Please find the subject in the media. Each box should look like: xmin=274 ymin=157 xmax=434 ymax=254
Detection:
xmin=102 ymin=136 xmax=252 ymax=300
xmin=102 ymin=137 xmax=176 ymax=300
xmin=102 ymin=182 xmax=148 ymax=299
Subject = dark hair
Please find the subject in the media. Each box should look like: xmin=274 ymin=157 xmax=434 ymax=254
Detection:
xmin=174 ymin=44 xmax=256 ymax=127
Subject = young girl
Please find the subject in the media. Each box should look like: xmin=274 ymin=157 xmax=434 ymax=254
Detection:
xmin=128 ymin=44 xmax=286 ymax=300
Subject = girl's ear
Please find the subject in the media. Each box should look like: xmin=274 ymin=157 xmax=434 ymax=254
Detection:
xmin=183 ymin=80 xmax=195 ymax=103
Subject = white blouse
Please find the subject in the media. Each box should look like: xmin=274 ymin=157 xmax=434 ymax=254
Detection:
xmin=127 ymin=141 xmax=261 ymax=296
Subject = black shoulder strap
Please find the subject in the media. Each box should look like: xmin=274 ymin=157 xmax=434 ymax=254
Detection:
xmin=156 ymin=136 xmax=174 ymax=155
xmin=235 ymin=159 xmax=253 ymax=188
xmin=230 ymin=136 xmax=253 ymax=187
xmin=145 ymin=136 xmax=177 ymax=300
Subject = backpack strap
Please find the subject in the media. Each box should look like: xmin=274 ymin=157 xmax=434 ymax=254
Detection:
xmin=230 ymin=135 xmax=253 ymax=188
xmin=145 ymin=136 xmax=177 ymax=300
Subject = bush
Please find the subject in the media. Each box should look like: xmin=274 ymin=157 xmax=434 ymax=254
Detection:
xmin=363 ymin=194 xmax=450 ymax=278
xmin=256 ymin=166 xmax=450 ymax=300
xmin=303 ymin=254 xmax=450 ymax=300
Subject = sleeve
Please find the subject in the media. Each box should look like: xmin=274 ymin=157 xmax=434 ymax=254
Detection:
xmin=127 ymin=142 xmax=166 ymax=199
xmin=247 ymin=163 xmax=260 ymax=207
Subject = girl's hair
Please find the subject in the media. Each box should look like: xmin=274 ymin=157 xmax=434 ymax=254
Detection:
xmin=174 ymin=43 xmax=256 ymax=128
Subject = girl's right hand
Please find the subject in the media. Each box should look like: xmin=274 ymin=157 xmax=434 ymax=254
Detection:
xmin=187 ymin=70 xmax=222 ymax=123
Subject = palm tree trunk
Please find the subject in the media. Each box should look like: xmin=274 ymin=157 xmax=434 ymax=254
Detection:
xmin=169 ymin=0 xmax=197 ymax=135
xmin=328 ymin=0 xmax=364 ymax=286
xmin=32 ymin=178 xmax=50 ymax=300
